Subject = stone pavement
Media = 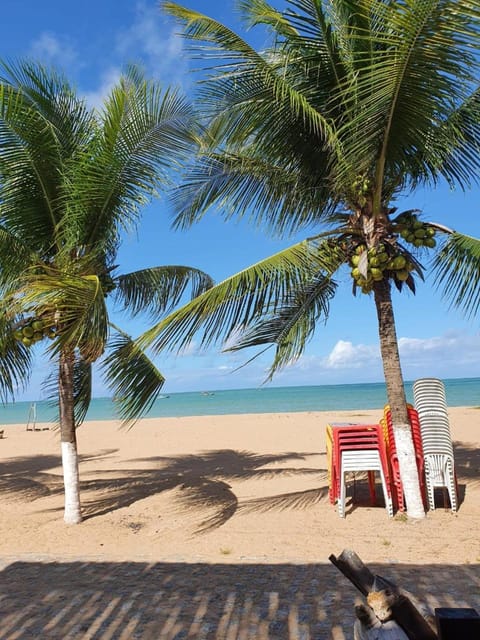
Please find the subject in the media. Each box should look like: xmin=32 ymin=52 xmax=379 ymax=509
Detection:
xmin=1 ymin=556 xmax=479 ymax=639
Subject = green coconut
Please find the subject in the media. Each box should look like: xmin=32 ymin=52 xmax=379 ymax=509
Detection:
xmin=22 ymin=326 xmax=34 ymax=338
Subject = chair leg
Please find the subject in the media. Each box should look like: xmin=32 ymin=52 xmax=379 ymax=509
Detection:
xmin=425 ymin=470 xmax=436 ymax=511
xmin=378 ymin=467 xmax=393 ymax=517
xmin=339 ymin=470 xmax=346 ymax=518
xmin=447 ymin=462 xmax=457 ymax=513
xmin=367 ymin=470 xmax=376 ymax=505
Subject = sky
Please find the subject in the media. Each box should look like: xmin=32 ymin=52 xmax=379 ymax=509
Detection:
xmin=2 ymin=0 xmax=480 ymax=400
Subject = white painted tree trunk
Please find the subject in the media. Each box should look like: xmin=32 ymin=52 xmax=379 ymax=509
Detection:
xmin=62 ymin=441 xmax=82 ymax=524
xmin=373 ymin=280 xmax=425 ymax=519
xmin=392 ymin=425 xmax=425 ymax=519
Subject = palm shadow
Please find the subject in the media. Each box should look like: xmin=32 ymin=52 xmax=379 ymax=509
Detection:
xmin=0 ymin=448 xmax=329 ymax=532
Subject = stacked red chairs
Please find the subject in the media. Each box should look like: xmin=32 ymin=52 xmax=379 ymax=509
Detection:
xmin=383 ymin=404 xmax=426 ymax=511
xmin=326 ymin=423 xmax=393 ymax=518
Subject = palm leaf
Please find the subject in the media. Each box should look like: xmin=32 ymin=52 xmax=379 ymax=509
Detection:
xmin=228 ymin=270 xmax=338 ymax=381
xmin=114 ymin=265 xmax=214 ymax=318
xmin=170 ymin=152 xmax=337 ymax=236
xmin=0 ymin=312 xmax=33 ymax=402
xmin=72 ymin=357 xmax=92 ymax=426
xmin=162 ymin=2 xmax=339 ymax=147
xmin=336 ymin=0 xmax=480 ymax=198
xmin=101 ymin=326 xmax=165 ymax=427
xmin=0 ymin=60 xmax=93 ymax=249
xmin=17 ymin=270 xmax=109 ymax=362
xmin=0 ymin=225 xmax=39 ymax=289
xmin=67 ymin=69 xmax=198 ymax=256
xmin=432 ymin=232 xmax=480 ymax=318
xmin=139 ymin=238 xmax=343 ymax=355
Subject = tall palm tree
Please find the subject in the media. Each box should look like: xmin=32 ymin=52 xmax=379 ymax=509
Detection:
xmin=142 ymin=0 xmax=480 ymax=519
xmin=0 ymin=61 xmax=213 ymax=524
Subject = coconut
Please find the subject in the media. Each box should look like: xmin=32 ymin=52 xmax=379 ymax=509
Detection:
xmin=392 ymin=255 xmax=406 ymax=270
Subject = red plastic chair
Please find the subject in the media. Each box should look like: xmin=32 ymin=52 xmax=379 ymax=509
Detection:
xmin=383 ymin=405 xmax=426 ymax=511
xmin=326 ymin=423 xmax=392 ymax=513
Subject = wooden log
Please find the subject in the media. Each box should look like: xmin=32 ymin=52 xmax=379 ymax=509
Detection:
xmin=329 ymin=550 xmax=438 ymax=640
xmin=328 ymin=548 xmax=376 ymax=596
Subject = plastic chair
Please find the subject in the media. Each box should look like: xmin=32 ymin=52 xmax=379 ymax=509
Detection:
xmin=383 ymin=404 xmax=426 ymax=511
xmin=338 ymin=449 xmax=394 ymax=518
xmin=326 ymin=423 xmax=393 ymax=517
xmin=413 ymin=378 xmax=458 ymax=512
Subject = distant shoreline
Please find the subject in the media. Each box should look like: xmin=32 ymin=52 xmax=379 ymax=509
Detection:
xmin=2 ymin=377 xmax=479 ymax=424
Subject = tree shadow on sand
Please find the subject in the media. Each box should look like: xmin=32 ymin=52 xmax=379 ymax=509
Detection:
xmin=2 ymin=442 xmax=475 ymax=532
xmin=0 ymin=448 xmax=330 ymax=532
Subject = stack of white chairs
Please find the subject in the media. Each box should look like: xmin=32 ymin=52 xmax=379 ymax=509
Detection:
xmin=412 ymin=378 xmax=458 ymax=512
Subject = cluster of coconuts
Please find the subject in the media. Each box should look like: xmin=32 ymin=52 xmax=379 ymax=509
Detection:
xmin=13 ymin=318 xmax=56 ymax=347
xmin=350 ymin=244 xmax=413 ymax=294
xmin=393 ymin=212 xmax=436 ymax=248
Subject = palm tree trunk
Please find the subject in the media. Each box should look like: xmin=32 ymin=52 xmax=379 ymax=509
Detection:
xmin=373 ymin=280 xmax=425 ymax=519
xmin=59 ymin=348 xmax=82 ymax=524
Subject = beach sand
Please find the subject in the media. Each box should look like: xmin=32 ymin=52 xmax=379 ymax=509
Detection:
xmin=1 ymin=407 xmax=479 ymax=565
xmin=1 ymin=408 xmax=479 ymax=639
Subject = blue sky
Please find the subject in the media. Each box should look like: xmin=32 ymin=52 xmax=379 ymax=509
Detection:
xmin=3 ymin=0 xmax=480 ymax=399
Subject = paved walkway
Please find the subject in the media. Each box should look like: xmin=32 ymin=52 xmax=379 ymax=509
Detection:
xmin=1 ymin=556 xmax=479 ymax=639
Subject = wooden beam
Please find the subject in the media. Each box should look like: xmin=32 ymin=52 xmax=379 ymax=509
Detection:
xmin=329 ymin=550 xmax=438 ymax=640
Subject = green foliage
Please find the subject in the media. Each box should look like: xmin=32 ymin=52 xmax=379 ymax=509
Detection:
xmin=433 ymin=232 xmax=480 ymax=318
xmin=0 ymin=60 xmax=212 ymax=424
xmin=150 ymin=0 xmax=480 ymax=377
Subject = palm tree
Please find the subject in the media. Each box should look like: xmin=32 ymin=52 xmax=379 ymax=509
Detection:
xmin=0 ymin=61 xmax=213 ymax=524
xmin=141 ymin=0 xmax=480 ymax=519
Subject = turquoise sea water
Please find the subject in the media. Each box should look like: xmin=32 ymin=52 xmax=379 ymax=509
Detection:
xmin=1 ymin=377 xmax=479 ymax=425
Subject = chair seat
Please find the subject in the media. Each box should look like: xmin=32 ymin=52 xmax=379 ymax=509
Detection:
xmin=338 ymin=449 xmax=393 ymax=518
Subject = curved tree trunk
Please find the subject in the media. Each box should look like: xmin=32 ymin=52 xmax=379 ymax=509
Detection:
xmin=59 ymin=348 xmax=82 ymax=524
xmin=373 ymin=280 xmax=425 ymax=519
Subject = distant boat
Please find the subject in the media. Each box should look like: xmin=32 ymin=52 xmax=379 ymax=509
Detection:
xmin=158 ymin=394 xmax=170 ymax=399
xmin=201 ymin=391 xmax=215 ymax=397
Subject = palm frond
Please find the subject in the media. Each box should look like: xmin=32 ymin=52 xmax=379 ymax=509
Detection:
xmin=41 ymin=353 xmax=92 ymax=427
xmin=18 ymin=270 xmax=109 ymax=362
xmin=432 ymin=231 xmax=480 ymax=318
xmin=101 ymin=325 xmax=165 ymax=427
xmin=0 ymin=313 xmax=33 ymax=402
xmin=337 ymin=0 xmax=480 ymax=195
xmin=0 ymin=60 xmax=94 ymax=249
xmin=0 ymin=225 xmax=40 ymax=289
xmin=139 ymin=238 xmax=343 ymax=355
xmin=162 ymin=2 xmax=339 ymax=148
xmin=72 ymin=357 xmax=92 ymax=426
xmin=114 ymin=265 xmax=214 ymax=318
xmin=228 ymin=270 xmax=338 ymax=381
xmin=171 ymin=152 xmax=337 ymax=236
xmin=67 ymin=69 xmax=198 ymax=255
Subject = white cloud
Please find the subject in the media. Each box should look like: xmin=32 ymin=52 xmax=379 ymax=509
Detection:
xmin=29 ymin=32 xmax=78 ymax=68
xmin=83 ymin=66 xmax=123 ymax=110
xmin=115 ymin=2 xmax=188 ymax=86
xmin=324 ymin=339 xmax=380 ymax=369
xmin=398 ymin=331 xmax=480 ymax=376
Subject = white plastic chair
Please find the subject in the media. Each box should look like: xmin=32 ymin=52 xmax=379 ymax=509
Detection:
xmin=338 ymin=449 xmax=393 ymax=518
xmin=424 ymin=453 xmax=457 ymax=513
xmin=413 ymin=378 xmax=458 ymax=512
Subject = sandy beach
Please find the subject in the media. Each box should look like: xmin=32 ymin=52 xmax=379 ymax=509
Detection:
xmin=1 ymin=407 xmax=479 ymax=564
xmin=1 ymin=408 xmax=479 ymax=639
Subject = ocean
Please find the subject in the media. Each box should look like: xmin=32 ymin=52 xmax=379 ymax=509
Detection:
xmin=1 ymin=377 xmax=479 ymax=426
